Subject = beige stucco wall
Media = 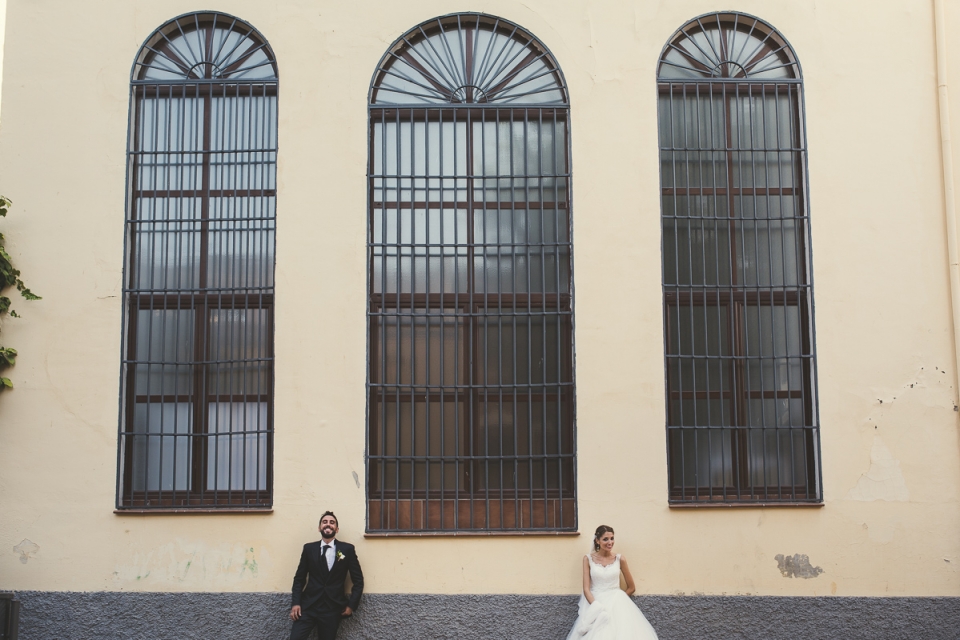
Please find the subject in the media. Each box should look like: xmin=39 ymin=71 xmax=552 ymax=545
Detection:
xmin=0 ymin=0 xmax=958 ymax=599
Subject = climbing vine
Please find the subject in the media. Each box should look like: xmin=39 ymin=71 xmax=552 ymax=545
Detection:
xmin=0 ymin=196 xmax=40 ymax=390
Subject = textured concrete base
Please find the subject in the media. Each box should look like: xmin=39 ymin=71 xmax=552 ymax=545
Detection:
xmin=10 ymin=591 xmax=960 ymax=639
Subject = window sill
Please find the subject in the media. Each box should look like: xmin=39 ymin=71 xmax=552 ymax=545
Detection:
xmin=114 ymin=508 xmax=274 ymax=515
xmin=365 ymin=530 xmax=579 ymax=538
xmin=668 ymin=501 xmax=823 ymax=509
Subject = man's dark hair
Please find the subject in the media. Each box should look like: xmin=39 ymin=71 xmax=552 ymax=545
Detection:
xmin=319 ymin=511 xmax=338 ymax=527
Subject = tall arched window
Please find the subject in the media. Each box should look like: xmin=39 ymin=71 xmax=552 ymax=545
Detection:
xmin=657 ymin=13 xmax=821 ymax=504
xmin=116 ymin=12 xmax=278 ymax=509
xmin=367 ymin=13 xmax=575 ymax=532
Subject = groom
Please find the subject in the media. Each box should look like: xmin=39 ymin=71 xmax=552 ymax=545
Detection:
xmin=289 ymin=511 xmax=364 ymax=640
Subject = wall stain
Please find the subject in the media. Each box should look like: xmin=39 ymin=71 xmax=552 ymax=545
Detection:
xmin=240 ymin=547 xmax=258 ymax=577
xmin=847 ymin=436 xmax=909 ymax=502
xmin=775 ymin=553 xmax=823 ymax=579
xmin=13 ymin=539 xmax=39 ymax=564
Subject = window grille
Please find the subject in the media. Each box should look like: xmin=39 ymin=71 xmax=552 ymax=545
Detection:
xmin=367 ymin=13 xmax=576 ymax=532
xmin=657 ymin=12 xmax=821 ymax=504
xmin=116 ymin=12 xmax=278 ymax=509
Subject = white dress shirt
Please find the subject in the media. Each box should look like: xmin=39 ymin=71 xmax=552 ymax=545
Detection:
xmin=320 ymin=539 xmax=336 ymax=571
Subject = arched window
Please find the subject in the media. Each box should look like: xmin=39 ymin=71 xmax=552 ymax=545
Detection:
xmin=116 ymin=13 xmax=278 ymax=509
xmin=657 ymin=13 xmax=821 ymax=504
xmin=367 ymin=13 xmax=575 ymax=531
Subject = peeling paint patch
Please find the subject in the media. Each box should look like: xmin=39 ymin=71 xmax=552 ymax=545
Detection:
xmin=13 ymin=539 xmax=39 ymax=564
xmin=775 ymin=553 xmax=823 ymax=579
xmin=846 ymin=436 xmax=909 ymax=502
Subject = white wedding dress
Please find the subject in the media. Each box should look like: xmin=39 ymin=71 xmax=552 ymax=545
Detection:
xmin=565 ymin=554 xmax=659 ymax=640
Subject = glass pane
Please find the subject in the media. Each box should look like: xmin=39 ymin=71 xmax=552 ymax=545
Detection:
xmin=669 ymin=427 xmax=734 ymax=489
xmin=473 ymin=208 xmax=570 ymax=294
xmin=207 ymin=402 xmax=268 ymax=491
xmin=481 ymin=395 xmax=564 ymax=491
xmin=371 ymin=121 xmax=469 ymax=203
xmin=662 ymin=213 xmax=732 ymax=286
xmin=209 ymin=95 xmax=278 ymax=191
xmin=479 ymin=314 xmax=570 ymax=385
xmin=747 ymin=427 xmax=810 ymax=489
xmin=730 ymin=92 xmax=797 ymax=152
xmin=376 ymin=313 xmax=461 ymax=387
xmin=371 ymin=208 xmax=468 ymax=295
xmin=375 ymin=400 xmax=464 ymax=491
xmin=135 ymin=95 xmax=204 ymax=190
xmin=132 ymin=198 xmax=202 ymax=291
xmin=658 ymin=92 xmax=725 ymax=153
xmin=131 ymin=402 xmax=192 ymax=491
xmin=134 ymin=309 xmax=194 ymax=396
xmin=207 ymin=197 xmax=276 ymax=290
xmin=472 ymin=119 xmax=568 ymax=203
xmin=207 ymin=308 xmax=271 ymax=396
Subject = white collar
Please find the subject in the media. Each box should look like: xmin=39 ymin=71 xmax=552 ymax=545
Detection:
xmin=321 ymin=538 xmax=336 ymax=549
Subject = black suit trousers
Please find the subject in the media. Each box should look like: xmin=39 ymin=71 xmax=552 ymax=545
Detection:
xmin=289 ymin=600 xmax=342 ymax=640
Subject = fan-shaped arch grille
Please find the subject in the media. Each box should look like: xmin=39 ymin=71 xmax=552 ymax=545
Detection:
xmin=658 ymin=12 xmax=799 ymax=81
xmin=134 ymin=12 xmax=277 ymax=82
xmin=371 ymin=14 xmax=566 ymax=104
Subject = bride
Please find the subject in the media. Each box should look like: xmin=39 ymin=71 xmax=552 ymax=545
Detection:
xmin=565 ymin=525 xmax=659 ymax=640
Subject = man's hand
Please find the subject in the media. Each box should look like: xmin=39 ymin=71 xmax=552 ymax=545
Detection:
xmin=289 ymin=605 xmax=302 ymax=621
xmin=341 ymin=606 xmax=353 ymax=617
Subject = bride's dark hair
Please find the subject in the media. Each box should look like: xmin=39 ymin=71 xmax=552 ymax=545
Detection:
xmin=593 ymin=525 xmax=614 ymax=551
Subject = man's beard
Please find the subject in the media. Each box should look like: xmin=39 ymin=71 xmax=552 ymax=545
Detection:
xmin=321 ymin=527 xmax=336 ymax=538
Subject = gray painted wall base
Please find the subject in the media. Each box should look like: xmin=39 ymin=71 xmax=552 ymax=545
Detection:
xmin=9 ymin=591 xmax=960 ymax=639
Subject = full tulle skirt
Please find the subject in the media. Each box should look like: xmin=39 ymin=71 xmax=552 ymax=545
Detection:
xmin=565 ymin=590 xmax=658 ymax=640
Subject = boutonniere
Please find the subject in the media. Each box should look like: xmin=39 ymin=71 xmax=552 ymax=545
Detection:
xmin=336 ymin=551 xmax=346 ymax=562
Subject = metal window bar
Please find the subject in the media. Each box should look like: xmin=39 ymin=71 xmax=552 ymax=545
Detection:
xmin=367 ymin=14 xmax=576 ymax=532
xmin=657 ymin=12 xmax=821 ymax=505
xmin=116 ymin=13 xmax=278 ymax=510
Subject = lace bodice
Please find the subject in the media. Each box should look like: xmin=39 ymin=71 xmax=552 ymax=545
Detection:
xmin=587 ymin=554 xmax=621 ymax=594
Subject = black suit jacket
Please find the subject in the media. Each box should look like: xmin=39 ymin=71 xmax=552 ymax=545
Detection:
xmin=291 ymin=540 xmax=363 ymax=613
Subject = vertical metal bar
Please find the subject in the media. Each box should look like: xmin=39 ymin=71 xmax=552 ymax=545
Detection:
xmin=394 ymin=107 xmax=402 ymax=527
xmin=554 ymin=110 xmax=564 ymax=525
xmin=522 ymin=107 xmax=533 ymax=527
xmin=465 ymin=106 xmax=475 ymax=529
xmin=538 ymin=108 xmax=548 ymax=525
xmin=437 ymin=109 xmax=445 ymax=528
xmin=380 ymin=107 xmax=389 ymax=527
xmin=509 ymin=106 xmax=519 ymax=528
xmin=496 ymin=108 xmax=505 ymax=528
xmin=424 ymin=111 xmax=432 ymax=527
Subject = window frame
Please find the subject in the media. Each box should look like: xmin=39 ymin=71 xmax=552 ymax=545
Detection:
xmin=657 ymin=12 xmax=822 ymax=506
xmin=366 ymin=14 xmax=577 ymax=533
xmin=115 ymin=12 xmax=279 ymax=511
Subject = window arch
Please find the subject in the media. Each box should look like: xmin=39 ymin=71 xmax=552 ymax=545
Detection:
xmin=117 ymin=13 xmax=278 ymax=509
xmin=367 ymin=13 xmax=575 ymax=532
xmin=657 ymin=13 xmax=821 ymax=504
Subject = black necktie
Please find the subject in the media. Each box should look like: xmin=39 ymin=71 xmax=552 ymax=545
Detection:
xmin=321 ymin=544 xmax=329 ymax=558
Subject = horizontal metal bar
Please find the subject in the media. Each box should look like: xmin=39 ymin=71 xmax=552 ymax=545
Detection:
xmin=132 ymin=79 xmax=278 ymax=86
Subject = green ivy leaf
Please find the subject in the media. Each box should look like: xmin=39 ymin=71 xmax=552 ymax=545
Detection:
xmin=0 ymin=195 xmax=37 ymax=393
xmin=0 ymin=347 xmax=17 ymax=364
